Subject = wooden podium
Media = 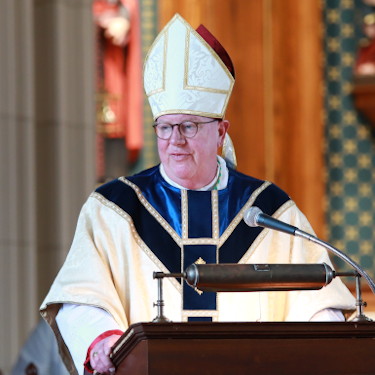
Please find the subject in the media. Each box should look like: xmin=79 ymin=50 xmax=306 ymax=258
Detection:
xmin=111 ymin=322 xmax=375 ymax=374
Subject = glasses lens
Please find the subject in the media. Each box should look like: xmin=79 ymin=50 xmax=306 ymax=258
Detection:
xmin=180 ymin=122 xmax=198 ymax=138
xmin=155 ymin=123 xmax=172 ymax=139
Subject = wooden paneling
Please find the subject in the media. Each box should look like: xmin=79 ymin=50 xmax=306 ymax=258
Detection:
xmin=271 ymin=0 xmax=324 ymax=236
xmin=158 ymin=0 xmax=325 ymax=237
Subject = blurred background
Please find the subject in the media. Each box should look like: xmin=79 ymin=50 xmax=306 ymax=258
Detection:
xmin=1 ymin=0 xmax=375 ymax=373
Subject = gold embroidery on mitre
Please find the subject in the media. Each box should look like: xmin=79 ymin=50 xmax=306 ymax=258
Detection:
xmin=144 ymin=13 xmax=235 ymax=120
xmin=177 ymin=14 xmax=234 ymax=82
xmin=184 ymin=32 xmax=230 ymax=95
xmin=152 ymin=109 xmax=229 ymax=122
xmin=143 ymin=26 xmax=168 ymax=98
xmin=180 ymin=19 xmax=235 ymax=119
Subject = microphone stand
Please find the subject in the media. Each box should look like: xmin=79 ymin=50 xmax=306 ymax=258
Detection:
xmin=152 ymin=271 xmax=183 ymax=323
xmin=335 ymin=271 xmax=371 ymax=322
xmin=295 ymin=229 xmax=375 ymax=295
xmin=269 ymin=228 xmax=375 ymax=322
xmin=246 ymin=207 xmax=375 ymax=296
xmin=151 ymin=232 xmax=375 ymax=323
xmin=152 ymin=269 xmax=373 ymax=323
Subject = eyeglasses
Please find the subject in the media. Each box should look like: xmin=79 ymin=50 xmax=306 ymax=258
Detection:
xmin=153 ymin=119 xmax=218 ymax=140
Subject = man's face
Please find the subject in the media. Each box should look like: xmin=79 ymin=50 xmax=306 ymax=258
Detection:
xmin=156 ymin=114 xmax=229 ymax=189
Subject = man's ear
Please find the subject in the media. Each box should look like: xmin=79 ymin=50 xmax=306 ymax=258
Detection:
xmin=217 ymin=119 xmax=230 ymax=147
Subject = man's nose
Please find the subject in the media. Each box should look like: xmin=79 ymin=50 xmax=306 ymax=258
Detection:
xmin=169 ymin=125 xmax=185 ymax=144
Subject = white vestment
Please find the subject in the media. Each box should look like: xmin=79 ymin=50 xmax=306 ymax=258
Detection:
xmin=41 ymin=160 xmax=356 ymax=375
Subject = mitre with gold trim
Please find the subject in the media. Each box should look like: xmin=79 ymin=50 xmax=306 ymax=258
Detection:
xmin=143 ymin=13 xmax=235 ymax=121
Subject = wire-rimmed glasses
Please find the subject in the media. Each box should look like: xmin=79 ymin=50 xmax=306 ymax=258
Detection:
xmin=153 ymin=119 xmax=218 ymax=140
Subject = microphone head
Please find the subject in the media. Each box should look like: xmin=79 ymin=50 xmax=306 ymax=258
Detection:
xmin=244 ymin=206 xmax=263 ymax=227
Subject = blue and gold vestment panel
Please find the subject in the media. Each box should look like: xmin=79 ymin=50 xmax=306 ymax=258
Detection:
xmin=96 ymin=165 xmax=290 ymax=321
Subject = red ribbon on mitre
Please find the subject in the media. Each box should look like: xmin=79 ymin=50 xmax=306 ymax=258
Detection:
xmin=195 ymin=24 xmax=235 ymax=78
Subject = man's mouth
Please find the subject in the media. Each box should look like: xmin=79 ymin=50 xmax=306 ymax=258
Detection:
xmin=170 ymin=153 xmax=190 ymax=161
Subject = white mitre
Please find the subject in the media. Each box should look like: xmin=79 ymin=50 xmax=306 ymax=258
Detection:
xmin=143 ymin=13 xmax=235 ymax=120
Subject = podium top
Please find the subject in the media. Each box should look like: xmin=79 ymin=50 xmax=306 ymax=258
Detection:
xmin=111 ymin=321 xmax=375 ymax=374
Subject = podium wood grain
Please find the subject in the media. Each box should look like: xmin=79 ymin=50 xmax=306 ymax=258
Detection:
xmin=111 ymin=322 xmax=375 ymax=375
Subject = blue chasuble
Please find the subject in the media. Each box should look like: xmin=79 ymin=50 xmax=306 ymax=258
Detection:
xmin=96 ymin=165 xmax=290 ymax=321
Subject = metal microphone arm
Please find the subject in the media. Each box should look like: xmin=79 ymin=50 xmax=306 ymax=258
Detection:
xmin=150 ymin=208 xmax=375 ymax=323
xmin=295 ymin=229 xmax=375 ymax=296
xmin=245 ymin=206 xmax=375 ymax=297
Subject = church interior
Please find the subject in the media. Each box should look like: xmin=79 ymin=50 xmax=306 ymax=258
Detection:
xmin=2 ymin=0 xmax=375 ymax=373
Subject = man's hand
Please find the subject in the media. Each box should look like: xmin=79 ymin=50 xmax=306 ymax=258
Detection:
xmin=90 ymin=334 xmax=121 ymax=374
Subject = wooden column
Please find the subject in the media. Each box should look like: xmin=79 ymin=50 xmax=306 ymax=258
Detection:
xmin=159 ymin=0 xmax=325 ymax=237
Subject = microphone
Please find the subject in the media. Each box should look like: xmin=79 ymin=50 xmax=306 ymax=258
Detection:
xmin=243 ymin=206 xmax=315 ymax=240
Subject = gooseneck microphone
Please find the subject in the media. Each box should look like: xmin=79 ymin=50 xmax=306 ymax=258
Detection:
xmin=244 ymin=206 xmax=317 ymax=241
xmin=244 ymin=206 xmax=298 ymax=236
xmin=243 ymin=206 xmax=375 ymax=295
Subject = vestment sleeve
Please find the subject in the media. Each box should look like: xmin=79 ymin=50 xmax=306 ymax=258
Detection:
xmin=56 ymin=304 xmax=122 ymax=375
xmin=40 ymin=197 xmax=130 ymax=375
